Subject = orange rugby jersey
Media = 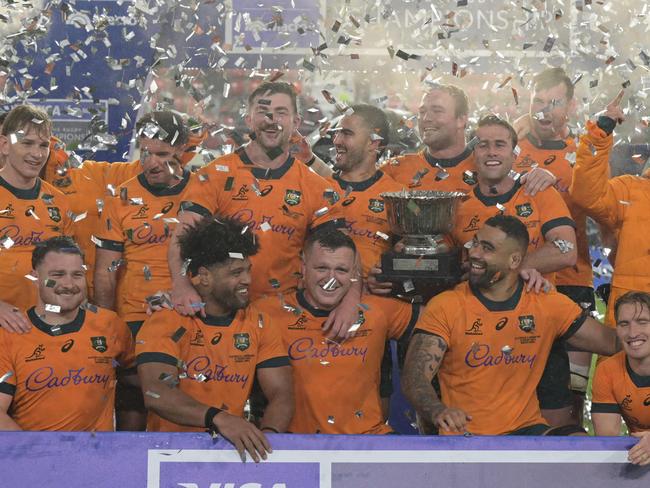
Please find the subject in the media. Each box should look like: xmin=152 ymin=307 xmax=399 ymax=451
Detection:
xmin=380 ymin=147 xmax=477 ymax=192
xmin=414 ymin=280 xmax=586 ymax=435
xmin=452 ymin=180 xmax=575 ymax=281
xmin=178 ymin=148 xmax=345 ymax=298
xmin=515 ymin=135 xmax=592 ymax=288
xmin=95 ymin=170 xmax=193 ymax=322
xmin=255 ymin=291 xmax=417 ymax=434
xmin=327 ymin=170 xmax=405 ymax=276
xmin=570 ymin=121 xmax=650 ymax=326
xmin=592 ymin=352 xmax=650 ymax=432
xmin=0 ymin=177 xmax=74 ymax=310
xmin=48 ymin=159 xmax=142 ymax=292
xmin=136 ymin=307 xmax=289 ymax=432
xmin=0 ymin=306 xmax=134 ymax=431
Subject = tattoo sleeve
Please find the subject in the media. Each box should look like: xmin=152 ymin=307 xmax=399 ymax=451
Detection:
xmin=402 ymin=332 xmax=448 ymax=425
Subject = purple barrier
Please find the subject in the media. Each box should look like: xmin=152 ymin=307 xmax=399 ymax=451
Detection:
xmin=0 ymin=432 xmax=646 ymax=488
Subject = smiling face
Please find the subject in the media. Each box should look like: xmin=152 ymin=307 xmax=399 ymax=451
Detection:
xmin=529 ymin=82 xmax=573 ymax=141
xmin=302 ymin=242 xmax=355 ymax=311
xmin=616 ymin=302 xmax=650 ymax=361
xmin=35 ymin=251 xmax=87 ymax=315
xmin=474 ymin=124 xmax=516 ymax=186
xmin=245 ymin=92 xmax=300 ymax=154
xmin=201 ymin=258 xmax=253 ymax=313
xmin=139 ymin=137 xmax=184 ymax=187
xmin=0 ymin=124 xmax=51 ymax=185
xmin=332 ymin=114 xmax=374 ymax=173
xmin=467 ymin=224 xmax=522 ymax=290
xmin=417 ymin=89 xmax=466 ymax=152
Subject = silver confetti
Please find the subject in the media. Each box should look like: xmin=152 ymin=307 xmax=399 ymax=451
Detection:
xmin=321 ymin=277 xmax=338 ymax=291
xmin=552 ymin=239 xmax=575 ymax=254
xmin=45 ymin=304 xmax=61 ymax=313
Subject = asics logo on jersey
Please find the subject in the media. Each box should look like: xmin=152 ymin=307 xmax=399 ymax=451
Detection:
xmin=543 ymin=155 xmax=556 ymax=165
xmin=61 ymin=339 xmax=74 ymax=353
xmin=342 ymin=196 xmax=356 ymax=206
xmin=644 ymin=395 xmax=650 ymax=407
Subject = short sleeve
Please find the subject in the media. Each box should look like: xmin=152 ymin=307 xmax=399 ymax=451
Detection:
xmin=113 ymin=316 xmax=136 ymax=369
xmin=550 ymin=292 xmax=586 ymax=339
xmin=136 ymin=311 xmax=184 ymax=367
xmin=380 ymin=298 xmax=418 ymax=340
xmin=0 ymin=331 xmax=16 ymax=396
xmin=95 ymin=196 xmax=126 ymax=251
xmin=413 ymin=291 xmax=456 ymax=345
xmin=178 ymin=167 xmax=218 ymax=218
xmin=256 ymin=312 xmax=290 ymax=368
xmin=538 ymin=187 xmax=576 ymax=236
xmin=591 ymin=359 xmax=620 ymax=414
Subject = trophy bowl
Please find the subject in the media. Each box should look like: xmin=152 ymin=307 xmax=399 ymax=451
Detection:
xmin=380 ymin=191 xmax=466 ymax=254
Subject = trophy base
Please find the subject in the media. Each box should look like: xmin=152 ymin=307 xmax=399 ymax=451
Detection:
xmin=377 ymin=249 xmax=461 ymax=303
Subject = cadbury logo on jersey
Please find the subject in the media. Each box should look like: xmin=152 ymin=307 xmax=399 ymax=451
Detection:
xmin=368 ymin=199 xmax=384 ymax=213
xmin=91 ymin=336 xmax=107 ymax=353
xmin=284 ymin=189 xmax=302 ymax=206
xmin=234 ymin=333 xmax=250 ymax=351
xmin=515 ymin=203 xmax=533 ymax=218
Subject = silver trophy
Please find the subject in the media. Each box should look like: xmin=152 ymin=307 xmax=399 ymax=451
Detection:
xmin=379 ymin=190 xmax=466 ymax=297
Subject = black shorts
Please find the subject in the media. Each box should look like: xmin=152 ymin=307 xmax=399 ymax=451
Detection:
xmin=508 ymin=423 xmax=550 ymax=436
xmin=536 ymin=339 xmax=572 ymax=410
xmin=380 ymin=340 xmax=393 ymax=399
xmin=556 ymin=286 xmax=595 ymax=353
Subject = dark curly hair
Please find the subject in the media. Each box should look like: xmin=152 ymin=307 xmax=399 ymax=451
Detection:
xmin=177 ymin=215 xmax=260 ymax=276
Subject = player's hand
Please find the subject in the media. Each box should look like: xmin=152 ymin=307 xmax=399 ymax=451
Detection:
xmin=628 ymin=431 xmax=650 ymax=466
xmin=290 ymin=129 xmax=315 ymax=164
xmin=513 ymin=114 xmax=532 ymax=140
xmin=322 ymin=292 xmax=359 ymax=341
xmin=520 ymin=167 xmax=556 ymax=196
xmin=433 ymin=406 xmax=472 ymax=433
xmin=519 ymin=268 xmax=552 ymax=294
xmin=367 ymin=265 xmax=393 ymax=295
xmin=0 ymin=301 xmax=30 ymax=334
xmin=171 ymin=282 xmax=206 ymax=318
xmin=213 ymin=411 xmax=271 ymax=463
xmin=603 ymin=89 xmax=625 ymax=125
xmin=145 ymin=291 xmax=173 ymax=316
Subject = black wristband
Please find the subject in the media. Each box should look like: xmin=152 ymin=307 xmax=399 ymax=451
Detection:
xmin=596 ymin=115 xmax=616 ymax=136
xmin=261 ymin=426 xmax=280 ymax=434
xmin=305 ymin=155 xmax=316 ymax=167
xmin=204 ymin=406 xmax=222 ymax=431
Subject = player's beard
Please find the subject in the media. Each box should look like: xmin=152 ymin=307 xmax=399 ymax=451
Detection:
xmin=468 ymin=261 xmax=504 ymax=289
xmin=333 ymin=144 xmax=364 ymax=173
xmin=254 ymin=122 xmax=289 ymax=153
xmin=212 ymin=286 xmax=250 ymax=313
xmin=51 ymin=286 xmax=86 ymax=315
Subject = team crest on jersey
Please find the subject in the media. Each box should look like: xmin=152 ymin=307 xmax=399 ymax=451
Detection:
xmin=234 ymin=333 xmax=250 ymax=351
xmin=515 ymin=203 xmax=533 ymax=218
xmin=47 ymin=206 xmax=62 ymax=222
xmin=91 ymin=336 xmax=107 ymax=353
xmin=518 ymin=315 xmax=535 ymax=333
xmin=462 ymin=171 xmax=478 ymax=186
xmin=284 ymin=189 xmax=302 ymax=206
xmin=368 ymin=199 xmax=384 ymax=213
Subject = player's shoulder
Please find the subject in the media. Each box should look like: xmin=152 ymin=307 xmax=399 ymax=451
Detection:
xmin=197 ymin=152 xmax=242 ymax=175
xmin=613 ymin=174 xmax=648 ymax=190
xmin=140 ymin=307 xmax=186 ymax=332
xmin=39 ymin=179 xmax=69 ymax=199
xmin=375 ymin=170 xmax=407 ymax=191
xmin=384 ymin=150 xmax=425 ymax=167
xmin=424 ymin=282 xmax=467 ymax=311
xmin=83 ymin=305 xmax=126 ymax=327
xmin=596 ymin=350 xmax=627 ymax=374
xmin=251 ymin=294 xmax=286 ymax=313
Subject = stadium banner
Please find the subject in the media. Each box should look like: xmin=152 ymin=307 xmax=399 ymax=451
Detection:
xmin=0 ymin=432 xmax=646 ymax=488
